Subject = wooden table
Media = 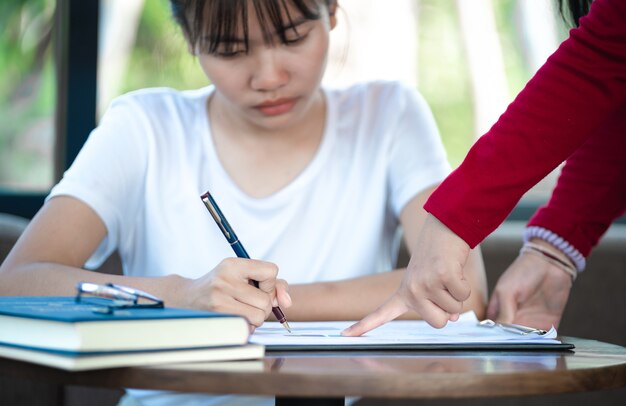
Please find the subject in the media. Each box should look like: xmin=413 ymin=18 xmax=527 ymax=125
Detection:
xmin=1 ymin=337 xmax=626 ymax=405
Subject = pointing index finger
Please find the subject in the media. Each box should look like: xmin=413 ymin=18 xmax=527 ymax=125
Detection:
xmin=341 ymin=294 xmax=407 ymax=336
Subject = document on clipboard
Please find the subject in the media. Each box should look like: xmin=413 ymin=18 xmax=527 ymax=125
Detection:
xmin=251 ymin=311 xmax=574 ymax=351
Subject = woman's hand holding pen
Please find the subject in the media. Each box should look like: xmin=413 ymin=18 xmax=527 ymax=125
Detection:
xmin=180 ymin=258 xmax=292 ymax=329
xmin=200 ymin=191 xmax=292 ymax=332
xmin=342 ymin=214 xmax=471 ymax=336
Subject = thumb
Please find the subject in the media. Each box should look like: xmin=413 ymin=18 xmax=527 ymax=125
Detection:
xmin=275 ymin=279 xmax=292 ymax=308
xmin=491 ymin=291 xmax=517 ymax=324
xmin=486 ymin=293 xmax=500 ymax=320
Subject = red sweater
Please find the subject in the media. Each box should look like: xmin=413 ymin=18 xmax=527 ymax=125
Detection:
xmin=527 ymin=104 xmax=626 ymax=257
xmin=424 ymin=0 xmax=626 ymax=250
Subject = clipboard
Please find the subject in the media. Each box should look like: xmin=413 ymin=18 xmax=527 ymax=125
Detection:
xmin=260 ymin=341 xmax=575 ymax=351
xmin=251 ymin=313 xmax=575 ymax=351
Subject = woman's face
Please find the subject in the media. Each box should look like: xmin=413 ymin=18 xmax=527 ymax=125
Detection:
xmin=196 ymin=1 xmax=336 ymax=132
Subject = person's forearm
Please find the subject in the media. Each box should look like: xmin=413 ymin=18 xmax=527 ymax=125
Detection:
xmin=527 ymin=105 xmax=626 ymax=259
xmin=285 ymin=270 xmax=411 ymax=321
xmin=0 ymin=262 xmax=189 ymax=307
xmin=286 ymin=264 xmax=486 ymax=321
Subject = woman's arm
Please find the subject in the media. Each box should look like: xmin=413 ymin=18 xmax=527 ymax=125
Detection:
xmin=527 ymin=105 xmax=626 ymax=261
xmin=0 ymin=196 xmax=131 ymax=296
xmin=401 ymin=187 xmax=487 ymax=320
xmin=0 ymin=196 xmax=287 ymax=327
xmin=286 ymin=186 xmax=487 ymax=321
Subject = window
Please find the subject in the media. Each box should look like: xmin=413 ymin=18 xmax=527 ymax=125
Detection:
xmin=4 ymin=0 xmax=612 ymax=223
xmin=0 ymin=0 xmax=98 ymax=219
xmin=0 ymin=0 xmax=56 ymax=192
xmin=96 ymin=0 xmax=208 ymax=119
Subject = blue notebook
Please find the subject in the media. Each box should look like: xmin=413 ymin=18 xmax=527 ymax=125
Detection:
xmin=0 ymin=296 xmax=250 ymax=353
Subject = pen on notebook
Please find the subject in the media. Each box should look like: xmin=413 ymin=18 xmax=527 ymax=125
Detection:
xmin=200 ymin=191 xmax=292 ymax=333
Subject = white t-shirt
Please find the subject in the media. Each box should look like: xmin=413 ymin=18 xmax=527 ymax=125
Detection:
xmin=50 ymin=80 xmax=449 ymax=284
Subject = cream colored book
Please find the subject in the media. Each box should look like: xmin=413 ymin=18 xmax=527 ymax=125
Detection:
xmin=0 ymin=343 xmax=264 ymax=371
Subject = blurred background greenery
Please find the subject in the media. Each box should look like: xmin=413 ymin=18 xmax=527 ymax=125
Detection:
xmin=0 ymin=0 xmax=55 ymax=190
xmin=0 ymin=0 xmax=566 ymax=191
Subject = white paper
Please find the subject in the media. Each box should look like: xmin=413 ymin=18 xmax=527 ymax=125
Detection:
xmin=250 ymin=311 xmax=561 ymax=347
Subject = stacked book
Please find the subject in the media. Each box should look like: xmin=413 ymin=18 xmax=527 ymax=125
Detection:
xmin=0 ymin=296 xmax=263 ymax=371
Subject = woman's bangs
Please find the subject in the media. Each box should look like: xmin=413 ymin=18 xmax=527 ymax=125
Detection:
xmin=195 ymin=0 xmax=247 ymax=54
xmin=252 ymin=0 xmax=324 ymax=45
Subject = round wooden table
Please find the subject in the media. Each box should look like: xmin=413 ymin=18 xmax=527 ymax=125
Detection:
xmin=1 ymin=337 xmax=625 ymax=405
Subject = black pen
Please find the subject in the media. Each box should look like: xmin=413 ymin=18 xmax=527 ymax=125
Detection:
xmin=200 ymin=191 xmax=291 ymax=333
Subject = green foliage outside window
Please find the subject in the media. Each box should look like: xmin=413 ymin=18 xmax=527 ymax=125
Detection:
xmin=0 ymin=0 xmax=55 ymax=190
xmin=0 ymin=0 xmax=565 ymax=189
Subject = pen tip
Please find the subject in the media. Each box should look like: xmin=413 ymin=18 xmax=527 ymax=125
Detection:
xmin=283 ymin=321 xmax=292 ymax=333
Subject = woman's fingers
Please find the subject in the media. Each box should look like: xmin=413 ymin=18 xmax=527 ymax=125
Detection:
xmin=275 ymin=279 xmax=292 ymax=308
xmin=341 ymin=294 xmax=407 ymax=336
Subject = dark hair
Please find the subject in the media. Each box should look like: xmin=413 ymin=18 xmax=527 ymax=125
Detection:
xmin=170 ymin=0 xmax=336 ymax=54
xmin=555 ymin=0 xmax=593 ymax=27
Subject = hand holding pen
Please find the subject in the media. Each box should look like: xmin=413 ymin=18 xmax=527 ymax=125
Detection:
xmin=201 ymin=191 xmax=292 ymax=333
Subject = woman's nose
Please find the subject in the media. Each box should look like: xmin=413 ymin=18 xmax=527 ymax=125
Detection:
xmin=250 ymin=49 xmax=289 ymax=91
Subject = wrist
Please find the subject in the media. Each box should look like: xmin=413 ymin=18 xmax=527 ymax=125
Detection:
xmin=520 ymin=240 xmax=577 ymax=282
xmin=524 ymin=226 xmax=586 ymax=272
xmin=160 ymin=274 xmax=193 ymax=308
xmin=528 ymin=238 xmax=574 ymax=266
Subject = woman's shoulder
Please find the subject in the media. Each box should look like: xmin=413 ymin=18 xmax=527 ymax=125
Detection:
xmin=325 ymin=80 xmax=428 ymax=121
xmin=326 ymin=80 xmax=416 ymax=101
xmin=106 ymin=86 xmax=212 ymax=114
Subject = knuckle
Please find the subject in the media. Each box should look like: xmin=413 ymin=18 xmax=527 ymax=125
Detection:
xmin=439 ymin=271 xmax=453 ymax=285
xmin=211 ymin=303 xmax=227 ymax=313
xmin=261 ymin=295 xmax=272 ymax=310
xmin=407 ymin=281 xmax=423 ymax=297
xmin=210 ymin=278 xmax=227 ymax=294
xmin=267 ymin=263 xmax=279 ymax=277
xmin=220 ymin=258 xmax=237 ymax=270
xmin=250 ymin=310 xmax=265 ymax=327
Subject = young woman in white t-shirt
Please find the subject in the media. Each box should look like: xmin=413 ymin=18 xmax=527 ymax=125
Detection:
xmin=0 ymin=0 xmax=487 ymax=328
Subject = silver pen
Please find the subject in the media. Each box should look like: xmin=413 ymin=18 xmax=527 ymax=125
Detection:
xmin=478 ymin=319 xmax=548 ymax=335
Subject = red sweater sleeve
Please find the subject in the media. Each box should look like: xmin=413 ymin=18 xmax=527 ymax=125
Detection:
xmin=424 ymin=0 xmax=626 ymax=248
xmin=527 ymin=104 xmax=626 ymax=257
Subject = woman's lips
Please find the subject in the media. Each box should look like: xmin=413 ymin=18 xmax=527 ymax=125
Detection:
xmin=255 ymin=98 xmax=296 ymax=116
